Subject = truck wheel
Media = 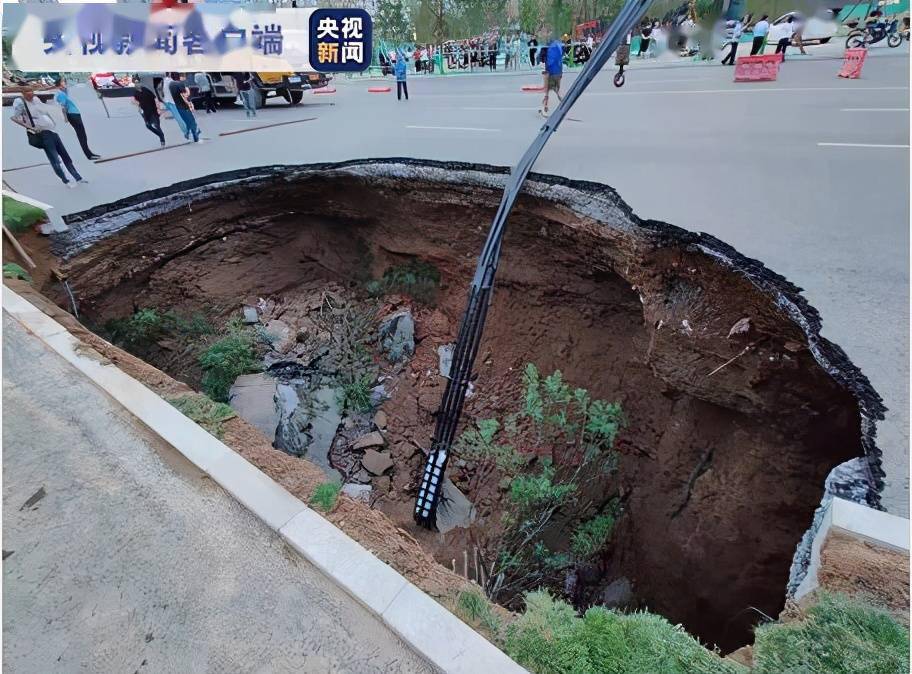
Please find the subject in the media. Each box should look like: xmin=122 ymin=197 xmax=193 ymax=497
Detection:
xmin=288 ymin=90 xmax=304 ymax=105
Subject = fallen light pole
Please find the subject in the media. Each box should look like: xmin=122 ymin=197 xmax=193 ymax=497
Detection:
xmin=414 ymin=0 xmax=654 ymax=529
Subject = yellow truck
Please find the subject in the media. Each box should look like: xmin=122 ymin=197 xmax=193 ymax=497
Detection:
xmin=249 ymin=71 xmax=332 ymax=107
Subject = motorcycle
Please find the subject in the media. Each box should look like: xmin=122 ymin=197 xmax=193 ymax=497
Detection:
xmin=845 ymin=18 xmax=903 ymax=48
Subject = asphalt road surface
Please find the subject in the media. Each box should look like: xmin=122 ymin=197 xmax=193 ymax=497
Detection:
xmin=1 ymin=314 xmax=434 ymax=674
xmin=3 ymin=48 xmax=908 ymax=514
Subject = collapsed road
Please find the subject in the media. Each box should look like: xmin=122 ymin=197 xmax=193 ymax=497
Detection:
xmin=40 ymin=158 xmax=885 ymax=650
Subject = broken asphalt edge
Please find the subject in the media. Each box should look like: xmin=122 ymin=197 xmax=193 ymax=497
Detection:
xmin=1 ymin=285 xmax=528 ymax=674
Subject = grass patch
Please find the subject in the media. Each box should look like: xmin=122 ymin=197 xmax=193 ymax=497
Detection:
xmin=167 ymin=394 xmax=237 ymax=439
xmin=2 ymin=262 xmax=31 ymax=282
xmin=366 ymin=259 xmax=440 ymax=305
xmin=753 ymin=592 xmax=909 ymax=674
xmin=310 ymin=482 xmax=341 ymax=512
xmin=456 ymin=589 xmax=502 ymax=639
xmin=199 ymin=329 xmax=261 ymax=402
xmin=3 ymin=196 xmax=46 ymax=233
xmin=504 ymin=590 xmax=741 ymax=674
xmin=338 ymin=372 xmax=374 ymax=414
xmin=104 ymin=309 xmax=213 ymax=350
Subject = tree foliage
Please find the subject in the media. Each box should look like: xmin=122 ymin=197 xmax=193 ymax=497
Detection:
xmin=455 ymin=363 xmax=624 ymax=604
xmin=375 ymin=0 xmax=414 ymax=42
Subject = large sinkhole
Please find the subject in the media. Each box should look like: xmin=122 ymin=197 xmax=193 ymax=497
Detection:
xmin=47 ymin=159 xmax=885 ymax=651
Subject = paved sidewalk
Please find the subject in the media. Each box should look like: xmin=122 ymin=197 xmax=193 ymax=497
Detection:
xmin=1 ymin=313 xmax=434 ymax=674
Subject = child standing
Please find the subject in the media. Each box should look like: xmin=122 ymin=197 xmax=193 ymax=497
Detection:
xmin=395 ymin=53 xmax=408 ymax=101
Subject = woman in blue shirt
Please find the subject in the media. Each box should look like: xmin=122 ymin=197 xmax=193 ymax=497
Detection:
xmin=55 ymin=78 xmax=100 ymax=160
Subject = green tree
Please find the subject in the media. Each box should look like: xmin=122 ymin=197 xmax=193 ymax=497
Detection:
xmin=375 ymin=0 xmax=414 ymax=42
xmin=519 ymin=0 xmax=542 ymax=33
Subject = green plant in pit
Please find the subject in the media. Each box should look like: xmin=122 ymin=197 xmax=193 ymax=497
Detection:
xmin=366 ymin=259 xmax=441 ymax=305
xmin=165 ymin=311 xmax=213 ymax=337
xmin=310 ymin=481 xmax=341 ymax=512
xmin=338 ymin=372 xmax=374 ymax=414
xmin=505 ymin=590 xmax=742 ymax=674
xmin=168 ymin=394 xmax=237 ymax=439
xmin=455 ymin=363 xmax=625 ymax=604
xmin=104 ymin=308 xmax=166 ymax=348
xmin=456 ymin=589 xmax=501 ymax=638
xmin=313 ymin=295 xmax=378 ymax=414
xmin=3 ymin=196 xmax=47 ymax=233
xmin=199 ymin=329 xmax=261 ymax=402
xmin=753 ymin=591 xmax=909 ymax=674
xmin=2 ymin=263 xmax=31 ymax=282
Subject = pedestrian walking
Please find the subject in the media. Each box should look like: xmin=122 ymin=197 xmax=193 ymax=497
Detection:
xmin=792 ymin=14 xmax=808 ymax=55
xmin=54 ymin=78 xmax=100 ymax=160
xmin=168 ymin=73 xmax=200 ymax=142
xmin=132 ymin=83 xmax=166 ymax=146
xmin=10 ymin=88 xmax=85 ymax=188
xmin=162 ymin=72 xmax=189 ymax=136
xmin=527 ymin=35 xmax=538 ymax=66
xmin=775 ymin=16 xmax=795 ymax=56
xmin=233 ymin=73 xmax=257 ymax=117
xmin=194 ymin=72 xmax=217 ymax=113
xmin=750 ymin=15 xmax=769 ymax=54
xmin=721 ymin=18 xmax=743 ymax=65
xmin=394 ymin=52 xmax=409 ymax=101
xmin=538 ymin=33 xmax=564 ymax=116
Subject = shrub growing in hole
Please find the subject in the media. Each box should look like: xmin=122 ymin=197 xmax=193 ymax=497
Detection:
xmin=454 ymin=363 xmax=625 ymax=604
xmin=366 ymin=260 xmax=441 ymax=305
xmin=505 ymin=590 xmax=741 ymax=674
xmin=168 ymin=394 xmax=237 ymax=439
xmin=105 ymin=309 xmax=213 ymax=349
xmin=3 ymin=263 xmax=31 ymax=282
xmin=338 ymin=372 xmax=374 ymax=414
xmin=199 ymin=324 xmax=261 ymax=402
xmin=753 ymin=592 xmax=909 ymax=674
xmin=310 ymin=482 xmax=341 ymax=512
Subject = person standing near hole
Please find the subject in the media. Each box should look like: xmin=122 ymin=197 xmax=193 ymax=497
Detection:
xmin=168 ymin=73 xmax=200 ymax=142
xmin=10 ymin=88 xmax=86 ymax=188
xmin=775 ymin=16 xmax=795 ymax=57
xmin=721 ymin=18 xmax=743 ymax=65
xmin=132 ymin=82 xmax=166 ymax=147
xmin=54 ymin=78 xmax=100 ymax=160
xmin=394 ymin=51 xmax=408 ymax=101
xmin=751 ymin=15 xmax=770 ymax=54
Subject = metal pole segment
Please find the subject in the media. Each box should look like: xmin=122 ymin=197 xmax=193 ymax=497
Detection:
xmin=415 ymin=0 xmax=654 ymax=528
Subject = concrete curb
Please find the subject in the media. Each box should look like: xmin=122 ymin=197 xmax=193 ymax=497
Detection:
xmin=794 ymin=496 xmax=910 ymax=601
xmin=2 ymin=285 xmax=527 ymax=674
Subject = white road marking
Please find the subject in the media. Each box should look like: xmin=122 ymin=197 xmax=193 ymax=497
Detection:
xmin=587 ymin=86 xmax=910 ymax=96
xmin=463 ymin=106 xmax=538 ymax=111
xmin=817 ymin=142 xmax=910 ymax=148
xmin=406 ymin=125 xmax=501 ymax=132
xmin=840 ymin=108 xmax=909 ymax=112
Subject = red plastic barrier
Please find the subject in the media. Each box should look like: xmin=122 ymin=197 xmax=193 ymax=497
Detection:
xmin=838 ymin=48 xmax=867 ymax=79
xmin=772 ymin=52 xmax=784 ymax=63
xmin=367 ymin=86 xmax=391 ymax=93
xmin=313 ymin=87 xmax=337 ymax=94
xmin=521 ymin=84 xmax=545 ymax=92
xmin=733 ymin=54 xmax=780 ymax=82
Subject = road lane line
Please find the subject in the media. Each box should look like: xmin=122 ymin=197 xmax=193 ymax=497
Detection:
xmin=587 ymin=86 xmax=910 ymax=96
xmin=462 ymin=106 xmax=538 ymax=111
xmin=840 ymin=108 xmax=909 ymax=112
xmin=406 ymin=125 xmax=500 ymax=132
xmin=817 ymin=142 xmax=910 ymax=148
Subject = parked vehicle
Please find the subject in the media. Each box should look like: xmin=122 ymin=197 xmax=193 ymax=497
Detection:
xmin=772 ymin=10 xmax=838 ymax=44
xmin=846 ymin=18 xmax=903 ymax=48
xmin=186 ymin=72 xmax=239 ymax=107
xmin=247 ymin=72 xmax=332 ymax=108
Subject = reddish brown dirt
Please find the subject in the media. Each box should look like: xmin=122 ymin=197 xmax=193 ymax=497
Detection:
xmin=818 ymin=530 xmax=910 ymax=624
xmin=39 ymin=169 xmax=868 ymax=650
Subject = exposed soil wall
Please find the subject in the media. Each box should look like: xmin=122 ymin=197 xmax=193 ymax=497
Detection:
xmin=44 ymin=159 xmax=885 ymax=651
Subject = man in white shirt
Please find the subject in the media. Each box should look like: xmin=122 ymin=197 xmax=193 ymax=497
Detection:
xmin=721 ymin=18 xmax=743 ymax=65
xmin=774 ymin=16 xmax=795 ymax=56
xmin=10 ymin=89 xmax=85 ymax=187
xmin=751 ymin=15 xmax=770 ymax=54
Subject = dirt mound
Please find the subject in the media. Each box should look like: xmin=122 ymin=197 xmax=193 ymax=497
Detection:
xmin=42 ymin=159 xmax=884 ymax=650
